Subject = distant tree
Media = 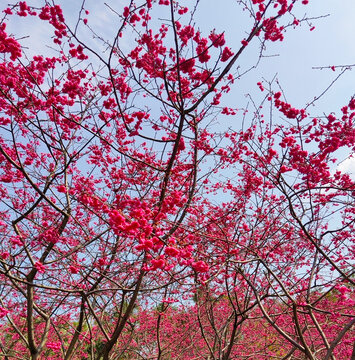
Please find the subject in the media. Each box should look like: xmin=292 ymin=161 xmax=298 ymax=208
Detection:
xmin=0 ymin=1 xmax=353 ymax=359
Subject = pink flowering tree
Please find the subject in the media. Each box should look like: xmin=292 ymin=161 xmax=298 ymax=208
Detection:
xmin=0 ymin=0 xmax=354 ymax=359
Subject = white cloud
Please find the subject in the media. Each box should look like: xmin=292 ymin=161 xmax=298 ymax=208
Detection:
xmin=337 ymin=154 xmax=355 ymax=181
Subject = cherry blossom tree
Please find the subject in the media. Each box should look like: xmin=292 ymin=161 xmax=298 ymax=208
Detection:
xmin=0 ymin=0 xmax=354 ymax=359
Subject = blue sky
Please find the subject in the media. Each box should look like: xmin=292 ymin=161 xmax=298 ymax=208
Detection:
xmin=5 ymin=0 xmax=355 ymax=177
